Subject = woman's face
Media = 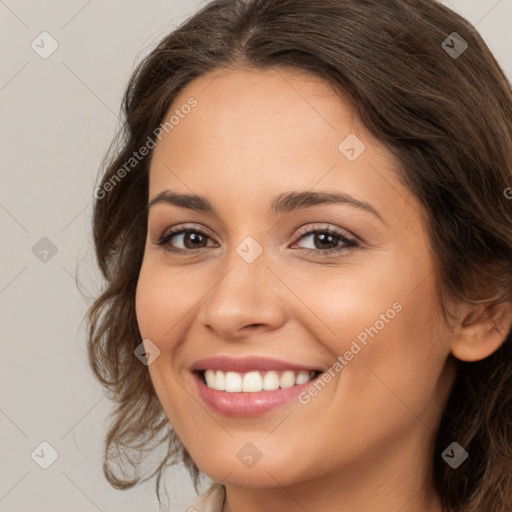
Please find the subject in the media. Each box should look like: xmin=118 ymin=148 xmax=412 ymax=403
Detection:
xmin=136 ymin=67 xmax=458 ymax=494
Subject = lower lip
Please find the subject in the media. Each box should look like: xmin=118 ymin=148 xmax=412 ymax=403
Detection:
xmin=192 ymin=372 xmax=320 ymax=417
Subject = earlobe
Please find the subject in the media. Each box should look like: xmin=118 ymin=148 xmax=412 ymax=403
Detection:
xmin=450 ymin=302 xmax=512 ymax=362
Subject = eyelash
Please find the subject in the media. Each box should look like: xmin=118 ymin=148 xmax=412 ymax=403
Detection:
xmin=155 ymin=223 xmax=359 ymax=257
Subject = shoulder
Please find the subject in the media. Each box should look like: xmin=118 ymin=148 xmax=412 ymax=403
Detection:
xmin=184 ymin=482 xmax=225 ymax=512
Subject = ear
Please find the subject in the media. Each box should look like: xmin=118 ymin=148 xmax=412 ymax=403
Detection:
xmin=451 ymin=301 xmax=512 ymax=362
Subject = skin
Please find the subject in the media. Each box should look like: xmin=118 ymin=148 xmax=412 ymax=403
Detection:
xmin=135 ymin=67 xmax=512 ymax=512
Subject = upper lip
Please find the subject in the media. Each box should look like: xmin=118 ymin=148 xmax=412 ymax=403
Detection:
xmin=191 ymin=356 xmax=322 ymax=373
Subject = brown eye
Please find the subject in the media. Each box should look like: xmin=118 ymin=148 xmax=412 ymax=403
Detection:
xmin=290 ymin=226 xmax=359 ymax=256
xmin=156 ymin=226 xmax=218 ymax=251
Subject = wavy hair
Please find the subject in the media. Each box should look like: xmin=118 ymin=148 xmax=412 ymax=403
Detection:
xmin=86 ymin=0 xmax=512 ymax=510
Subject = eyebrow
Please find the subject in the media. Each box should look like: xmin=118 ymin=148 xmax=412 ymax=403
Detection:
xmin=148 ymin=190 xmax=385 ymax=223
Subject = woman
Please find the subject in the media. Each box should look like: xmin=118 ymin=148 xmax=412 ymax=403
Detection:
xmin=87 ymin=0 xmax=512 ymax=510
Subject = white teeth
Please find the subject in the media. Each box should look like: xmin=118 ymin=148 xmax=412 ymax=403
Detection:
xmin=202 ymin=369 xmax=317 ymax=392
xmin=242 ymin=371 xmax=263 ymax=392
xmin=279 ymin=371 xmax=296 ymax=389
xmin=262 ymin=371 xmax=280 ymax=391
xmin=225 ymin=371 xmax=242 ymax=392
xmin=295 ymin=371 xmax=310 ymax=385
xmin=214 ymin=370 xmax=225 ymax=391
xmin=205 ymin=369 xmax=216 ymax=388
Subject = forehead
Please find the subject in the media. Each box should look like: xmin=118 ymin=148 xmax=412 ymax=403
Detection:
xmin=156 ymin=67 xmax=358 ymax=152
xmin=148 ymin=67 xmax=423 ymax=230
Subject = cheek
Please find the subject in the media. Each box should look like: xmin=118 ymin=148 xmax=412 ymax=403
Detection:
xmin=281 ymin=261 xmax=404 ymax=354
xmin=135 ymin=265 xmax=190 ymax=423
xmin=135 ymin=262 xmax=190 ymax=345
xmin=135 ymin=268 xmax=160 ymax=341
xmin=289 ymin=255 xmax=446 ymax=401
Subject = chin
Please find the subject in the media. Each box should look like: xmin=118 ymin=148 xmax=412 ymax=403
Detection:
xmin=190 ymin=444 xmax=312 ymax=489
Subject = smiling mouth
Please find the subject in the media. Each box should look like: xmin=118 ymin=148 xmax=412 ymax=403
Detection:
xmin=197 ymin=369 xmax=322 ymax=393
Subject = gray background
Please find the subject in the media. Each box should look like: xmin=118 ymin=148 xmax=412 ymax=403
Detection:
xmin=0 ymin=1 xmax=511 ymax=511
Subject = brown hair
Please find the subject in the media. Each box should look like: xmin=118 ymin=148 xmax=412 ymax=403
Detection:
xmin=86 ymin=0 xmax=512 ymax=510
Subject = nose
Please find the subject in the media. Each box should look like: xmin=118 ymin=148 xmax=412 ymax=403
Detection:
xmin=197 ymin=249 xmax=288 ymax=340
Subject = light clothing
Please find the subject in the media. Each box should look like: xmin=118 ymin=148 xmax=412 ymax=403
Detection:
xmin=185 ymin=483 xmax=225 ymax=512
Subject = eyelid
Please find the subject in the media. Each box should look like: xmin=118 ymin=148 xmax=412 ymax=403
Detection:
xmin=293 ymin=222 xmax=356 ymax=242
xmin=156 ymin=223 xmax=216 ymax=241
